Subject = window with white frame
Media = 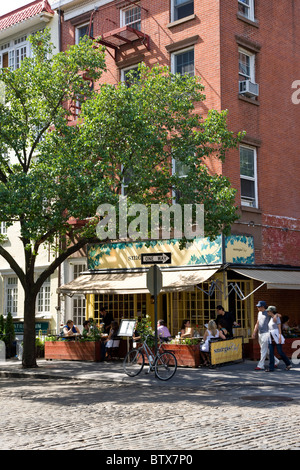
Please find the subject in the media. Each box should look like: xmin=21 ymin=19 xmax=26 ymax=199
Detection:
xmin=73 ymin=297 xmax=86 ymax=327
xmin=172 ymin=158 xmax=189 ymax=203
xmin=121 ymin=5 xmax=141 ymax=31
xmin=239 ymin=48 xmax=255 ymax=82
xmin=240 ymin=145 xmax=258 ymax=207
xmin=37 ymin=277 xmax=51 ymax=314
xmin=0 ymin=222 xmax=7 ymax=235
xmin=238 ymin=48 xmax=259 ymax=96
xmin=238 ymin=0 xmax=255 ymax=21
xmin=0 ymin=35 xmax=28 ymax=70
xmin=73 ymin=263 xmax=86 ymax=279
xmin=75 ymin=22 xmax=93 ymax=44
xmin=121 ymin=164 xmax=134 ymax=196
xmin=171 ymin=47 xmax=194 ymax=76
xmin=5 ymin=277 xmax=18 ymax=316
xmin=120 ymin=64 xmax=140 ymax=86
xmin=71 ymin=262 xmax=86 ymax=327
xmin=172 ymin=0 xmax=194 ymax=22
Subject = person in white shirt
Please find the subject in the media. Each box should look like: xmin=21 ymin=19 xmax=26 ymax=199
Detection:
xmin=252 ymin=300 xmax=280 ymax=370
xmin=266 ymin=306 xmax=292 ymax=372
xmin=157 ymin=320 xmax=171 ymax=341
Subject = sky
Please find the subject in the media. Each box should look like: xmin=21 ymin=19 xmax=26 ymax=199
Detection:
xmin=0 ymin=0 xmax=54 ymax=16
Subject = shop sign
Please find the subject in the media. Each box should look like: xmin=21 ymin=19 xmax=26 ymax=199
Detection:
xmin=88 ymin=235 xmax=254 ymax=270
xmin=210 ymin=337 xmax=243 ymax=365
xmin=14 ymin=322 xmax=49 ymax=334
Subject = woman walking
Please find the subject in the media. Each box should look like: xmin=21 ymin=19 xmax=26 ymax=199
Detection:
xmin=266 ymin=306 xmax=292 ymax=372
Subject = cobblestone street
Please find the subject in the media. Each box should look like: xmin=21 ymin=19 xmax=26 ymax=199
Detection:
xmin=0 ymin=376 xmax=299 ymax=451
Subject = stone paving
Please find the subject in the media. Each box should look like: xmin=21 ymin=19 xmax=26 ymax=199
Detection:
xmin=0 ymin=375 xmax=299 ymax=451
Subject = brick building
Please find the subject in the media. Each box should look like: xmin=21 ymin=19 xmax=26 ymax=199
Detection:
xmin=10 ymin=1 xmax=300 ymax=341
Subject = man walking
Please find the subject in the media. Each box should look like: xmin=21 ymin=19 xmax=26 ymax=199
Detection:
xmin=252 ymin=300 xmax=279 ymax=370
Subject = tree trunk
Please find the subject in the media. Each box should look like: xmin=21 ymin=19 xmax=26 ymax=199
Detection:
xmin=22 ymin=291 xmax=38 ymax=368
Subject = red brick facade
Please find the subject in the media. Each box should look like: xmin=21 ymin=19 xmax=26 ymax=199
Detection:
xmin=58 ymin=0 xmax=300 ymax=268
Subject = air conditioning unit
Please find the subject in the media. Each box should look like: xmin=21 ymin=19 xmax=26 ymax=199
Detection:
xmin=239 ymin=80 xmax=259 ymax=98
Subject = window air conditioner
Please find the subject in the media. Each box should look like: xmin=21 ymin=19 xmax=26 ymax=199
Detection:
xmin=239 ymin=80 xmax=259 ymax=98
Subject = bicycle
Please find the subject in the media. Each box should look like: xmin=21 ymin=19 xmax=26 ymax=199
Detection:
xmin=123 ymin=334 xmax=177 ymax=381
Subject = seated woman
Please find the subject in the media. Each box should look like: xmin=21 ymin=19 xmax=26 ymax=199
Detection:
xmin=101 ymin=321 xmax=119 ymax=361
xmin=200 ymin=320 xmax=226 ymax=366
xmin=157 ymin=319 xmax=171 ymax=341
xmin=217 ymin=318 xmax=230 ymax=339
xmin=180 ymin=319 xmax=194 ymax=338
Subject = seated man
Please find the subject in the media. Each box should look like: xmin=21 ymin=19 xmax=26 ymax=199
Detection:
xmin=157 ymin=319 xmax=171 ymax=341
xmin=62 ymin=320 xmax=80 ymax=340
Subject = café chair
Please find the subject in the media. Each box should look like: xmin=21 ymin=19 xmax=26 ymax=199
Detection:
xmin=105 ymin=339 xmax=120 ymax=361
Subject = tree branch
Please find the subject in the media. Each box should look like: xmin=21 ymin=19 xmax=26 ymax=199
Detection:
xmin=0 ymin=245 xmax=26 ymax=288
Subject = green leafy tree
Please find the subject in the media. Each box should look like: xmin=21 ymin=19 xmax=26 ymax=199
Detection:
xmin=0 ymin=32 xmax=242 ymax=368
xmin=4 ymin=312 xmax=15 ymax=349
xmin=0 ymin=30 xmax=106 ymax=368
xmin=0 ymin=314 xmax=4 ymax=340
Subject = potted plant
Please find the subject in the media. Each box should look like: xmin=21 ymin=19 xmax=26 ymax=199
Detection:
xmin=4 ymin=312 xmax=15 ymax=358
xmin=162 ymin=337 xmax=201 ymax=368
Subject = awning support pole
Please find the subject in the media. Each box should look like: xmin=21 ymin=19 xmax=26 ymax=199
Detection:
xmin=225 ymin=281 xmax=266 ymax=300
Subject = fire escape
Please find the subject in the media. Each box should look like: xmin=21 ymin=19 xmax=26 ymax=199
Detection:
xmin=68 ymin=1 xmax=150 ymax=122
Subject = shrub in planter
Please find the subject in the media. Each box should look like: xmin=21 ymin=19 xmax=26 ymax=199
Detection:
xmin=0 ymin=314 xmax=4 ymax=340
xmin=4 ymin=312 xmax=15 ymax=358
xmin=35 ymin=337 xmax=45 ymax=358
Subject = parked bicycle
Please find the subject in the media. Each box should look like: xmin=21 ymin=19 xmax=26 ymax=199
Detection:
xmin=123 ymin=334 xmax=177 ymax=381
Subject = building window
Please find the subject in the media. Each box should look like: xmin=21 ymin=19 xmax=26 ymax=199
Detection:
xmin=171 ymin=47 xmax=194 ymax=76
xmin=239 ymin=49 xmax=255 ymax=82
xmin=120 ymin=65 xmax=140 ymax=86
xmin=73 ymin=263 xmax=86 ymax=279
xmin=172 ymin=0 xmax=194 ymax=22
xmin=0 ymin=36 xmax=28 ymax=70
xmin=0 ymin=222 xmax=7 ymax=235
xmin=37 ymin=277 xmax=51 ymax=314
xmin=121 ymin=5 xmax=141 ymax=31
xmin=71 ymin=262 xmax=86 ymax=326
xmin=94 ymin=293 xmax=147 ymax=325
xmin=238 ymin=0 xmax=255 ymax=21
xmin=172 ymin=158 xmax=189 ymax=202
xmin=73 ymin=296 xmax=86 ymax=327
xmin=75 ymin=23 xmax=93 ymax=44
xmin=240 ymin=145 xmax=258 ymax=207
xmin=5 ymin=277 xmax=18 ymax=316
xmin=121 ymin=164 xmax=133 ymax=196
xmin=238 ymin=48 xmax=259 ymax=97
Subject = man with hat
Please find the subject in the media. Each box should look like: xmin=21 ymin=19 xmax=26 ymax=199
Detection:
xmin=252 ymin=300 xmax=279 ymax=370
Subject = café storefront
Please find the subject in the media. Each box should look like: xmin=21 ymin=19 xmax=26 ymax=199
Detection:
xmin=56 ymin=234 xmax=300 ymax=363
xmin=58 ymin=236 xmax=256 ymax=339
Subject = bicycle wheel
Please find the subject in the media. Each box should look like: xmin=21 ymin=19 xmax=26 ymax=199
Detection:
xmin=155 ymin=351 xmax=177 ymax=381
xmin=123 ymin=349 xmax=144 ymax=377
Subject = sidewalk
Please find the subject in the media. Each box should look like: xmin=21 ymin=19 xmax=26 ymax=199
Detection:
xmin=1 ymin=358 xmax=300 ymax=389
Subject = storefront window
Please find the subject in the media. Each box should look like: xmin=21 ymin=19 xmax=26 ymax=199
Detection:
xmin=94 ymin=293 xmax=147 ymax=325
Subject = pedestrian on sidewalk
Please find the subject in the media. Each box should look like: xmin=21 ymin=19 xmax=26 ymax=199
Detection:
xmin=252 ymin=300 xmax=280 ymax=370
xmin=265 ymin=306 xmax=292 ymax=372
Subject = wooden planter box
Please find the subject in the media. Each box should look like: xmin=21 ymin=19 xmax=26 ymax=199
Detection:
xmin=161 ymin=343 xmax=201 ymax=368
xmin=45 ymin=341 xmax=101 ymax=362
xmin=244 ymin=337 xmax=300 ymax=360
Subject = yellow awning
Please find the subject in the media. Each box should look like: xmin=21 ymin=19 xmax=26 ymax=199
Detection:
xmin=58 ymin=267 xmax=219 ymax=296
xmin=232 ymin=268 xmax=300 ymax=290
